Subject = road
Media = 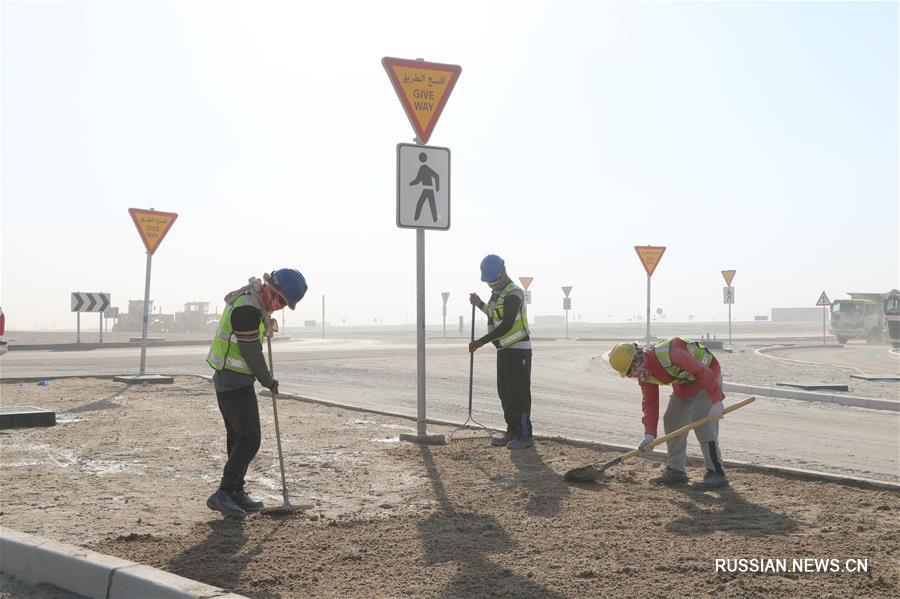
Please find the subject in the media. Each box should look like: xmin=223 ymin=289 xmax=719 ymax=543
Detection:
xmin=2 ymin=338 xmax=898 ymax=483
xmin=766 ymin=343 xmax=900 ymax=375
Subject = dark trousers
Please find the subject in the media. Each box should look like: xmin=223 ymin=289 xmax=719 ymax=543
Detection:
xmin=496 ymin=348 xmax=533 ymax=438
xmin=215 ymin=385 xmax=262 ymax=492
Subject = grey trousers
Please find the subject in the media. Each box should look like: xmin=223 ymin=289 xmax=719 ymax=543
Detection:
xmin=662 ymin=382 xmax=724 ymax=474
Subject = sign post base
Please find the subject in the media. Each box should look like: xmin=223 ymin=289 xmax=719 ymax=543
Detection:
xmin=399 ymin=432 xmax=446 ymax=445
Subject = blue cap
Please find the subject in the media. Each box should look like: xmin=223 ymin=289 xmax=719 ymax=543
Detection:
xmin=480 ymin=254 xmax=505 ymax=282
xmin=272 ymin=268 xmax=308 ymax=309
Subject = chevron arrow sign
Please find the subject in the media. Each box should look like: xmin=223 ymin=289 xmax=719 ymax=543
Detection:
xmin=71 ymin=292 xmax=111 ymax=313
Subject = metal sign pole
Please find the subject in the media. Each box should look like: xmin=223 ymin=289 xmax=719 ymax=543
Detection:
xmin=100 ymin=312 xmax=103 ymax=344
xmin=728 ymin=302 xmax=732 ymax=345
xmin=416 ymin=227 xmax=427 ymax=436
xmin=138 ymin=251 xmax=152 ymax=375
xmin=823 ymin=305 xmax=827 ymax=346
xmin=77 ymin=312 xmax=81 ymax=344
xmin=645 ymin=274 xmax=651 ymax=344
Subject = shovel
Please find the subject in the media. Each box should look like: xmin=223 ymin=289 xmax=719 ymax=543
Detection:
xmin=564 ymin=396 xmax=755 ymax=482
xmin=259 ymin=333 xmax=314 ymax=514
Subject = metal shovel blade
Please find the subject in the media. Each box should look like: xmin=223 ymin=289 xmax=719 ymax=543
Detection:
xmin=564 ymin=465 xmax=602 ymax=482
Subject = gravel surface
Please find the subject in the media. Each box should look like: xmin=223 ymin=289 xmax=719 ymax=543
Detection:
xmin=1 ymin=377 xmax=898 ymax=598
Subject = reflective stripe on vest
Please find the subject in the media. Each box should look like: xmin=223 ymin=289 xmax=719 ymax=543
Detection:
xmin=206 ymin=293 xmax=266 ymax=375
xmin=487 ymin=282 xmax=530 ymax=349
xmin=652 ymin=338 xmax=714 ymax=383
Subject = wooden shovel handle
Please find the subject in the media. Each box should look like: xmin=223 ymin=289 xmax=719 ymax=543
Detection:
xmin=618 ymin=396 xmax=756 ymax=464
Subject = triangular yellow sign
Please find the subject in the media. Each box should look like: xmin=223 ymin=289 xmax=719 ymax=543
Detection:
xmin=382 ymin=57 xmax=461 ymax=144
xmin=634 ymin=246 xmax=666 ymax=277
xmin=722 ymin=270 xmax=736 ymax=286
xmin=129 ymin=208 xmax=178 ymax=255
xmin=816 ymin=291 xmax=831 ymax=306
xmin=519 ymin=277 xmax=534 ymax=290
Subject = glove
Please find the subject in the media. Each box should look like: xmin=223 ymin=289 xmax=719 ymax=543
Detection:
xmin=268 ymin=379 xmax=279 ymax=396
xmin=709 ymin=401 xmax=724 ymax=422
xmin=638 ymin=433 xmax=656 ymax=454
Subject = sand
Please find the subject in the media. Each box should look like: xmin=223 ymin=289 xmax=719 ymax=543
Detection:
xmin=1 ymin=377 xmax=898 ymax=598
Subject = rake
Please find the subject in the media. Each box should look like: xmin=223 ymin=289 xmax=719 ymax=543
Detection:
xmin=260 ymin=333 xmax=314 ymax=514
xmin=449 ymin=303 xmax=495 ymax=440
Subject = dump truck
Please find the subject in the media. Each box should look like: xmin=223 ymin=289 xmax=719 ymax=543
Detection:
xmin=831 ymin=289 xmax=900 ymax=345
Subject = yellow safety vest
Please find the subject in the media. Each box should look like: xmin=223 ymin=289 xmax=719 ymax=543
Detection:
xmin=206 ymin=293 xmax=266 ymax=375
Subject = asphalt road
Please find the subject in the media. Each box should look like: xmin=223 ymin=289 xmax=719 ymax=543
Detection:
xmin=766 ymin=342 xmax=900 ymax=375
xmin=2 ymin=339 xmax=898 ymax=483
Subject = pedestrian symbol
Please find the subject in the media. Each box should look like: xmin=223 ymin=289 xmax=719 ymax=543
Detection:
xmin=410 ymin=152 xmax=440 ymax=222
xmin=397 ymin=143 xmax=450 ymax=230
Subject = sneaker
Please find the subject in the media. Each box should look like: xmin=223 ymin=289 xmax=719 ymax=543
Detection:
xmin=206 ymin=489 xmax=247 ymax=519
xmin=491 ymin=432 xmax=516 ymax=447
xmin=506 ymin=436 xmax=535 ymax=450
xmin=694 ymin=470 xmax=729 ymax=490
xmin=649 ymin=467 xmax=689 ymax=486
xmin=232 ymin=489 xmax=264 ymax=512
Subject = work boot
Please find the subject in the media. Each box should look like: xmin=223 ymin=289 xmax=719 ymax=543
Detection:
xmin=491 ymin=431 xmax=516 ymax=447
xmin=232 ymin=489 xmax=264 ymax=512
xmin=206 ymin=489 xmax=247 ymax=519
xmin=506 ymin=436 xmax=535 ymax=450
xmin=649 ymin=467 xmax=689 ymax=486
xmin=694 ymin=470 xmax=729 ymax=490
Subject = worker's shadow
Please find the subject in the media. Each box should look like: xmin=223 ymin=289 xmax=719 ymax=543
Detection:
xmin=60 ymin=386 xmax=130 ymax=414
xmin=509 ymin=445 xmax=569 ymax=517
xmin=166 ymin=518 xmax=282 ymax=599
xmin=418 ymin=446 xmax=564 ymax=599
xmin=665 ymin=485 xmax=797 ymax=537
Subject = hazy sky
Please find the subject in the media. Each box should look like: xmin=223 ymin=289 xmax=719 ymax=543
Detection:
xmin=2 ymin=0 xmax=898 ymax=329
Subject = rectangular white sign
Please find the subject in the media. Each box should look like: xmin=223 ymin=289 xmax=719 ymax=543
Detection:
xmin=397 ymin=143 xmax=450 ymax=230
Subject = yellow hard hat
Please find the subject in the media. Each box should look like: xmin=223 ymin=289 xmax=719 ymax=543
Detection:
xmin=609 ymin=343 xmax=638 ymax=377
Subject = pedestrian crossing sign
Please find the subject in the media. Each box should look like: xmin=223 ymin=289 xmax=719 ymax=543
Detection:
xmin=816 ymin=291 xmax=831 ymax=306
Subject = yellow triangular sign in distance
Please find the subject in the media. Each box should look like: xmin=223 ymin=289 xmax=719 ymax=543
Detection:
xmin=816 ymin=291 xmax=831 ymax=306
xmin=634 ymin=246 xmax=666 ymax=277
xmin=722 ymin=270 xmax=736 ymax=286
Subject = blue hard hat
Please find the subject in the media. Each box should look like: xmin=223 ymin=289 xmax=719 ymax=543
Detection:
xmin=272 ymin=268 xmax=308 ymax=309
xmin=480 ymin=254 xmax=505 ymax=282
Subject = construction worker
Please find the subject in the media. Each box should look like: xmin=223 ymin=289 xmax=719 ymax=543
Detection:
xmin=205 ymin=268 xmax=308 ymax=519
xmin=469 ymin=255 xmax=534 ymax=449
xmin=609 ymin=338 xmax=727 ymax=489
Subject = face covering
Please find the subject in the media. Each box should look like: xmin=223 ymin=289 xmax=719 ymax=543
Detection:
xmin=629 ymin=351 xmax=655 ymax=383
xmin=262 ymin=285 xmax=286 ymax=312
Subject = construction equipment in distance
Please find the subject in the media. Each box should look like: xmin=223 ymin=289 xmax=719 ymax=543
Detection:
xmin=831 ymin=290 xmax=900 ymax=346
xmin=114 ymin=301 xmax=219 ymax=334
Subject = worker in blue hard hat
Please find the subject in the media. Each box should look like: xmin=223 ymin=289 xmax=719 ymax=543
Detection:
xmin=205 ymin=268 xmax=308 ymax=519
xmin=469 ymin=255 xmax=535 ymax=449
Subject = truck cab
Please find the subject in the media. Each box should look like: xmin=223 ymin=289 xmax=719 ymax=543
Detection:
xmin=830 ymin=299 xmax=883 ymax=344
xmin=884 ymin=293 xmax=900 ymax=348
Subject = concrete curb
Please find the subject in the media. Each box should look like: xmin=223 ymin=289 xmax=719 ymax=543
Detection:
xmin=0 ymin=526 xmax=247 ymax=599
xmin=6 ymin=337 xmax=291 ymax=352
xmin=261 ymin=387 xmax=900 ymax=490
xmin=0 ymin=374 xmax=179 ymax=384
xmin=722 ymin=382 xmax=899 ymax=411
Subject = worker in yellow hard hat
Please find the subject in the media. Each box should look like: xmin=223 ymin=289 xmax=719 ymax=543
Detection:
xmin=609 ymin=338 xmax=727 ymax=489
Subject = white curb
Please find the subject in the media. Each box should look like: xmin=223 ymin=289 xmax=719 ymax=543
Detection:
xmin=723 ymin=382 xmax=899 ymax=411
xmin=0 ymin=526 xmax=247 ymax=599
